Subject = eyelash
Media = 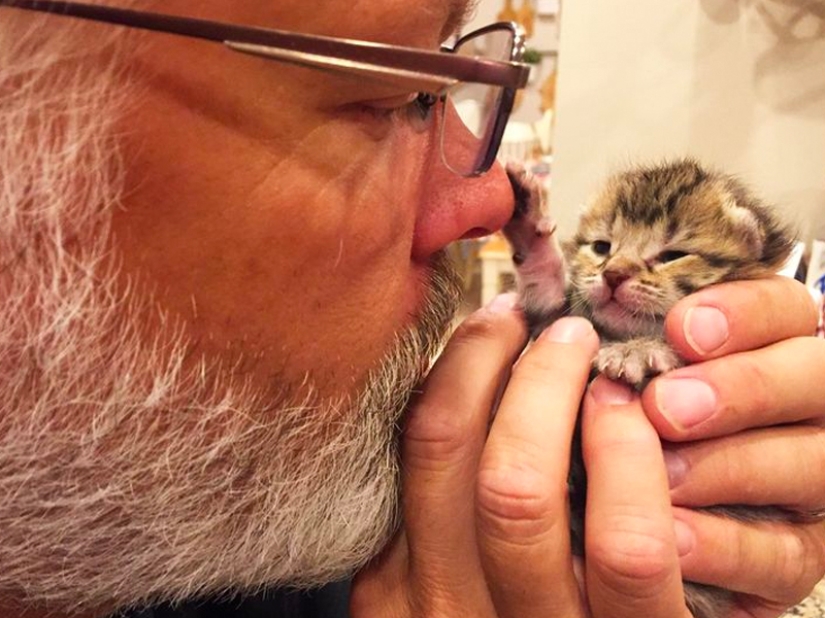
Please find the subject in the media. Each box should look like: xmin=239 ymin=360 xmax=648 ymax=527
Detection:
xmin=360 ymin=92 xmax=439 ymax=132
xmin=409 ymin=92 xmax=441 ymax=119
xmin=407 ymin=92 xmax=439 ymax=130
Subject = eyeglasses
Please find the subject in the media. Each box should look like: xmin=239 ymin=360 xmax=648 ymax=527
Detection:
xmin=0 ymin=1 xmax=530 ymax=177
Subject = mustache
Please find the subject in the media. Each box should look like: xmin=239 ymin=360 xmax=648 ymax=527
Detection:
xmin=410 ymin=249 xmax=465 ymax=369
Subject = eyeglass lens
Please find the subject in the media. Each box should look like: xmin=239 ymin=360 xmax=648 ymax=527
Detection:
xmin=441 ymin=27 xmax=516 ymax=177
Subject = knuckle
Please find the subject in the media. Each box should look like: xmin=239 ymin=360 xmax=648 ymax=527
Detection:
xmin=586 ymin=421 xmax=660 ymax=458
xmin=707 ymin=353 xmax=773 ymax=422
xmin=737 ymin=522 xmax=824 ymax=605
xmin=402 ymin=403 xmax=468 ymax=465
xmin=476 ymin=459 xmax=564 ymax=544
xmin=588 ymin=513 xmax=675 ymax=586
xmin=732 ymin=354 xmax=772 ymax=407
xmin=774 ymin=529 xmax=809 ymax=594
xmin=786 ymin=524 xmax=825 ymax=599
xmin=712 ymin=447 xmax=754 ymax=502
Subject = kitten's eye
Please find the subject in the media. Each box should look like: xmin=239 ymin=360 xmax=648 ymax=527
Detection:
xmin=592 ymin=240 xmax=611 ymax=256
xmin=659 ymin=250 xmax=689 ymax=263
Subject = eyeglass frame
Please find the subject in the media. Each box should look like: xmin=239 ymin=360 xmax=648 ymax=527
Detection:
xmin=0 ymin=0 xmax=530 ymax=176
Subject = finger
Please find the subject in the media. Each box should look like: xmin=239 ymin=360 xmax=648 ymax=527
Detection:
xmin=476 ymin=317 xmax=598 ymax=618
xmin=734 ymin=587 xmax=825 ymax=618
xmin=662 ymin=425 xmax=825 ymax=515
xmin=400 ymin=294 xmax=527 ymax=605
xmin=351 ymin=532 xmax=410 ymax=617
xmin=583 ymin=377 xmax=691 ymax=618
xmin=643 ymin=336 xmax=825 ymax=440
xmin=673 ymin=507 xmax=825 ymax=609
xmin=664 ymin=277 xmax=818 ymax=363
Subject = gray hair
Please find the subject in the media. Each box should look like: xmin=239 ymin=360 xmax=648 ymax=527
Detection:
xmin=0 ymin=9 xmax=462 ymax=615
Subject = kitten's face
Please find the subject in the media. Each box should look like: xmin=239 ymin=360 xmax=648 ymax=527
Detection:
xmin=565 ymin=161 xmax=793 ymax=339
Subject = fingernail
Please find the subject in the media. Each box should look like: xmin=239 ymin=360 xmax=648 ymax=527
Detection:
xmin=673 ymin=519 xmax=695 ymax=557
xmin=590 ymin=377 xmax=635 ymax=405
xmin=655 ymin=378 xmax=717 ymax=430
xmin=486 ymin=292 xmax=517 ymax=313
xmin=684 ymin=306 xmax=729 ymax=355
xmin=540 ymin=317 xmax=595 ymax=344
xmin=662 ymin=449 xmax=689 ymax=489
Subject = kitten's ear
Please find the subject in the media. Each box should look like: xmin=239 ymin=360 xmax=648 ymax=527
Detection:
xmin=724 ymin=198 xmax=764 ymax=257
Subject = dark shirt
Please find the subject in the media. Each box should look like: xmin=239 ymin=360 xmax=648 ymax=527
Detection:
xmin=116 ymin=580 xmax=351 ymax=618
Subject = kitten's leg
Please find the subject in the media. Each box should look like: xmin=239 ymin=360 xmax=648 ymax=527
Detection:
xmin=502 ymin=164 xmax=568 ymax=335
xmin=596 ymin=337 xmax=683 ymax=389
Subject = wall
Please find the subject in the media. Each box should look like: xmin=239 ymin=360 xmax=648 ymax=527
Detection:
xmin=464 ymin=0 xmax=561 ymax=124
xmin=549 ymin=0 xmax=825 ymax=245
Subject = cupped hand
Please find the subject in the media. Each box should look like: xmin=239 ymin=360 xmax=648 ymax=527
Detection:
xmin=643 ymin=276 xmax=825 ymax=617
xmin=352 ymin=295 xmax=692 ymax=618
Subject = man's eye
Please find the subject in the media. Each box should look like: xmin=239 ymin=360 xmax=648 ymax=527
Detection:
xmin=404 ymin=92 xmax=439 ymax=133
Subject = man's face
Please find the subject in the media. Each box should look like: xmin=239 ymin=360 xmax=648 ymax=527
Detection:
xmin=0 ymin=0 xmax=514 ymax=614
xmin=114 ymin=0 xmax=515 ymax=405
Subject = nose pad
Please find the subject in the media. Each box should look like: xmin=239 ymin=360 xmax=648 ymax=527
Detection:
xmin=411 ymin=101 xmax=514 ymax=260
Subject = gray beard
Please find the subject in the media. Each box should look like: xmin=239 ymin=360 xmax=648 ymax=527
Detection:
xmin=0 ymin=24 xmax=463 ymax=612
xmin=0 ymin=244 xmax=462 ymax=615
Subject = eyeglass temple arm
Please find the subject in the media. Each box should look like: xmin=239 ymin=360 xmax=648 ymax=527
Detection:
xmin=0 ymin=0 xmax=529 ymax=91
xmin=225 ymin=42 xmax=455 ymax=93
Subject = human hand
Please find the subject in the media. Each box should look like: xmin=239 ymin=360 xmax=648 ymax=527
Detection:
xmin=352 ymin=296 xmax=694 ymax=618
xmin=642 ymin=276 xmax=825 ymax=617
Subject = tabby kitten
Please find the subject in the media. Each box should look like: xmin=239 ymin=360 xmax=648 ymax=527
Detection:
xmin=504 ymin=158 xmax=795 ymax=387
xmin=502 ymin=158 xmax=797 ymax=618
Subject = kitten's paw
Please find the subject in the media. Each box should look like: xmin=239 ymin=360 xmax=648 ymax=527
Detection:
xmin=504 ymin=164 xmax=545 ymax=228
xmin=536 ymin=217 xmax=557 ymax=238
xmin=596 ymin=340 xmax=682 ymax=389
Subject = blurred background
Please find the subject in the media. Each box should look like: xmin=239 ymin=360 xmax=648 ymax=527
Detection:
xmin=453 ymin=0 xmax=825 ymax=310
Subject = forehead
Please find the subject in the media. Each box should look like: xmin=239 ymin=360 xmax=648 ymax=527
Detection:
xmin=254 ymin=0 xmax=474 ymax=46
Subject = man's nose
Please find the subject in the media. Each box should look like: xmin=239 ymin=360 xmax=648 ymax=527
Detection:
xmin=411 ymin=105 xmax=515 ymax=260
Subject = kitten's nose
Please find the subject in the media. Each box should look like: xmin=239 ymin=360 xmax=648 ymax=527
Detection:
xmin=603 ymin=268 xmax=632 ymax=291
